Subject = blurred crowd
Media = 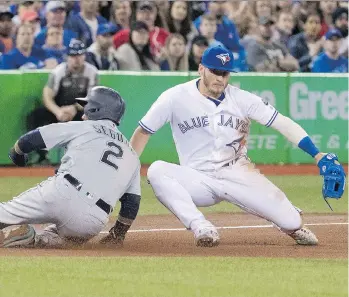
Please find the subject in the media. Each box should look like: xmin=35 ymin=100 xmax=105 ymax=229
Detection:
xmin=0 ymin=0 xmax=348 ymax=73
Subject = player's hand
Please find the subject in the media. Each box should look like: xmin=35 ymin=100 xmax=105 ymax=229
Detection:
xmin=8 ymin=147 xmax=28 ymax=167
xmin=316 ymin=153 xmax=346 ymax=199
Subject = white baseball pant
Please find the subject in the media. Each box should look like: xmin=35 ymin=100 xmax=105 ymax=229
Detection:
xmin=0 ymin=174 xmax=109 ymax=247
xmin=147 ymin=158 xmax=302 ymax=232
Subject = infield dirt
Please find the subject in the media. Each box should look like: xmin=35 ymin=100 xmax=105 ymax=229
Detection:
xmin=0 ymin=213 xmax=346 ymax=258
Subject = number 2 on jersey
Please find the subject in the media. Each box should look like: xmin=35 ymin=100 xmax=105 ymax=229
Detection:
xmin=101 ymin=141 xmax=123 ymax=171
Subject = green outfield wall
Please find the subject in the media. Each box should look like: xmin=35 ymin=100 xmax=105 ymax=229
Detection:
xmin=0 ymin=71 xmax=347 ymax=165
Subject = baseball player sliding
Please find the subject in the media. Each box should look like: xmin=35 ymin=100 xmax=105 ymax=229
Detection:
xmin=0 ymin=87 xmax=141 ymax=248
xmin=105 ymin=46 xmax=346 ymax=247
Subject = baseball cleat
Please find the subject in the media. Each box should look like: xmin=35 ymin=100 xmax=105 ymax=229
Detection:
xmin=195 ymin=228 xmax=220 ymax=247
xmin=0 ymin=225 xmax=36 ymax=248
xmin=191 ymin=219 xmax=220 ymax=247
xmin=288 ymin=227 xmax=318 ymax=246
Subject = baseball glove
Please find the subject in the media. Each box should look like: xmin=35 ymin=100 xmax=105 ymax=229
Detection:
xmin=317 ymin=153 xmax=346 ymax=203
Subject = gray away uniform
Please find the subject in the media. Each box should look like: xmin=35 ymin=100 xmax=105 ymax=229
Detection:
xmin=0 ymin=120 xmax=140 ymax=246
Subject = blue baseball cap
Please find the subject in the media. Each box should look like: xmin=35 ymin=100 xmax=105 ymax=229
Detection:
xmin=201 ymin=46 xmax=234 ymax=72
xmin=97 ymin=23 xmax=118 ymax=36
xmin=325 ymin=29 xmax=343 ymax=40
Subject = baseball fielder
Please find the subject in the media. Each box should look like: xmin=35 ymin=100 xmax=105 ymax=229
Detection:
xmin=0 ymin=87 xmax=141 ymax=248
xmin=105 ymin=46 xmax=346 ymax=247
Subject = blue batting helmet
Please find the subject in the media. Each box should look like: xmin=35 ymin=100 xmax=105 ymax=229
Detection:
xmin=201 ymin=46 xmax=234 ymax=72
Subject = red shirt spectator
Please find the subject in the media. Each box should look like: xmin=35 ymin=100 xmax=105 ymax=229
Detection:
xmin=114 ymin=1 xmax=169 ymax=57
xmin=113 ymin=26 xmax=169 ymax=56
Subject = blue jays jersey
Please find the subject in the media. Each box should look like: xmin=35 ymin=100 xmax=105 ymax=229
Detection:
xmin=312 ymin=53 xmax=348 ymax=73
xmin=139 ymin=79 xmax=278 ymax=172
xmin=0 ymin=46 xmax=50 ymax=70
xmin=194 ymin=16 xmax=241 ymax=52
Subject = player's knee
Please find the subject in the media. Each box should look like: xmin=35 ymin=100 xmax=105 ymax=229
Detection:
xmin=147 ymin=160 xmax=169 ymax=183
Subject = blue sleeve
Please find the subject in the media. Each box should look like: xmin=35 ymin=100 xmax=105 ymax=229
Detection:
xmin=65 ymin=15 xmax=93 ymax=47
xmin=229 ymin=22 xmax=241 ymax=52
xmin=35 ymin=30 xmax=47 ymax=47
xmin=0 ymin=54 xmax=15 ymax=69
xmin=65 ymin=15 xmax=79 ymax=35
xmin=18 ymin=129 xmax=46 ymax=153
xmin=32 ymin=46 xmax=49 ymax=60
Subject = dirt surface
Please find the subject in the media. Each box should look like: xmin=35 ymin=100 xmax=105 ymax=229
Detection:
xmin=0 ymin=213 xmax=347 ymax=258
xmin=1 ymin=164 xmax=348 ymax=177
xmin=0 ymin=166 xmax=347 ymax=258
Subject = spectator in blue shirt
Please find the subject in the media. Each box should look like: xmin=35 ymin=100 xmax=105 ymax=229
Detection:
xmin=43 ymin=25 xmax=67 ymax=65
xmin=312 ymin=29 xmax=348 ymax=73
xmin=199 ymin=14 xmax=226 ymax=48
xmin=198 ymin=13 xmax=248 ymax=72
xmin=65 ymin=0 xmax=107 ymax=48
xmin=35 ymin=1 xmax=77 ymax=48
xmin=193 ymin=1 xmax=241 ymax=52
xmin=0 ymin=24 xmax=56 ymax=69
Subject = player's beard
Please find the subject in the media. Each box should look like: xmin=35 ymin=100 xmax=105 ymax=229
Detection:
xmin=203 ymin=72 xmax=227 ymax=98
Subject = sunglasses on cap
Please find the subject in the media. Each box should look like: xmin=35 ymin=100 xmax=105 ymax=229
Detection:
xmin=208 ymin=68 xmax=230 ymax=77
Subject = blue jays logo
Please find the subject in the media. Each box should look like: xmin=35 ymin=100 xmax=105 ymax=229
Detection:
xmin=226 ymin=136 xmax=246 ymax=154
xmin=216 ymin=53 xmax=231 ymax=65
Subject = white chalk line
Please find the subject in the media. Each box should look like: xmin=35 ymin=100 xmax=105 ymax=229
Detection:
xmin=100 ymin=222 xmax=348 ymax=234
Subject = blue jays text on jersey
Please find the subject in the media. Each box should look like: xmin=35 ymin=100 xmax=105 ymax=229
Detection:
xmin=178 ymin=114 xmax=249 ymax=134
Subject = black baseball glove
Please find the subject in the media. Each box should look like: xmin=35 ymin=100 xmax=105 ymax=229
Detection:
xmin=99 ymin=220 xmax=131 ymax=246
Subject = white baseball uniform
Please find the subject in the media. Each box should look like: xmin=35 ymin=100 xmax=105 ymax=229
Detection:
xmin=142 ymin=79 xmax=302 ymax=232
xmin=0 ymin=120 xmax=140 ymax=246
